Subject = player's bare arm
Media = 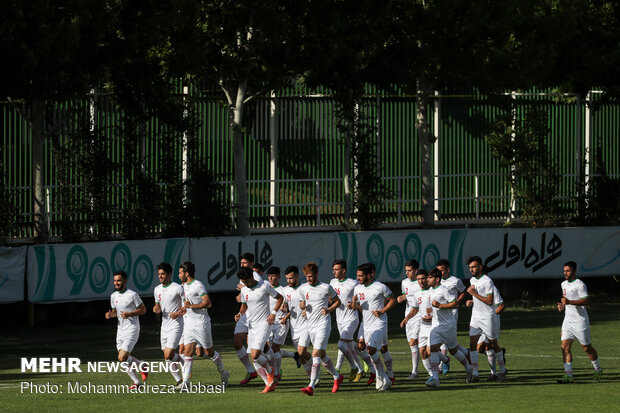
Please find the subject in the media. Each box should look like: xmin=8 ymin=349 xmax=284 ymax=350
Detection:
xmin=105 ymin=309 xmax=117 ymax=319
xmin=373 ymin=294 xmax=396 ymax=317
xmin=121 ymin=304 xmax=146 ymax=319
xmin=153 ymin=303 xmax=161 ymax=314
xmin=400 ymin=307 xmax=418 ymax=328
xmin=235 ymin=303 xmax=248 ymax=321
xmin=561 ymin=296 xmax=590 ymax=307
xmin=321 ymin=296 xmax=341 ymax=316
xmin=467 ymin=285 xmax=493 ymax=305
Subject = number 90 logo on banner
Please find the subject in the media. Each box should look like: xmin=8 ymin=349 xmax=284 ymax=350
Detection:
xmin=66 ymin=243 xmax=154 ymax=295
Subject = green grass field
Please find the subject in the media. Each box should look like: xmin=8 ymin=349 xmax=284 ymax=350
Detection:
xmin=1 ymin=298 xmax=619 ymax=413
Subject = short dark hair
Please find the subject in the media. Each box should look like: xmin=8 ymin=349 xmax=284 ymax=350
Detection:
xmin=416 ymin=269 xmax=429 ymax=276
xmin=267 ymin=266 xmax=281 ymax=276
xmin=466 ymin=256 xmax=483 ymax=266
xmin=157 ymin=262 xmax=172 ymax=274
xmin=333 ymin=259 xmax=347 ymax=270
xmin=284 ymin=265 xmax=299 ymax=275
xmin=563 ymin=261 xmax=577 ymax=271
xmin=179 ymin=261 xmax=195 ymax=277
xmin=357 ymin=263 xmax=372 ymax=276
xmin=405 ymin=259 xmax=419 ymax=269
xmin=436 ymin=259 xmax=450 ymax=268
xmin=237 ymin=267 xmax=253 ymax=280
xmin=253 ymin=263 xmax=264 ymax=273
xmin=429 ymin=268 xmax=442 ymax=279
xmin=240 ymin=252 xmax=255 ymax=263
xmin=113 ymin=270 xmax=127 ymax=280
xmin=368 ymin=262 xmax=376 ymax=273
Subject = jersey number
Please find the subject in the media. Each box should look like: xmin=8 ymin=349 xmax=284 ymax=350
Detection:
xmin=306 ymin=293 xmax=310 ymax=300
xmin=359 ymin=292 xmax=365 ymax=300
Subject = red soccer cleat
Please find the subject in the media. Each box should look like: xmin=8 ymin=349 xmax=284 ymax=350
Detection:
xmin=366 ymin=372 xmax=376 ymax=386
xmin=240 ymin=371 xmax=258 ymax=385
xmin=332 ymin=374 xmax=344 ymax=393
xmin=301 ymin=386 xmax=314 ymax=396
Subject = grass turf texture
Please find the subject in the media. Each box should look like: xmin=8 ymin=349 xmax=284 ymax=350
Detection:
xmin=1 ymin=298 xmax=619 ymax=413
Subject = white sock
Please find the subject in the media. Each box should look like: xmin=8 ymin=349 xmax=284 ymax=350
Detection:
xmin=358 ymin=349 xmax=376 ymax=373
xmin=453 ymin=349 xmax=470 ymax=368
xmin=210 ymin=351 xmax=225 ymax=372
xmin=410 ymin=345 xmax=419 ymax=374
xmin=310 ymin=357 xmax=321 ymax=387
xmin=564 ymin=362 xmax=573 ymax=376
xmin=322 ymin=356 xmax=340 ymax=379
xmin=167 ymin=359 xmax=182 ymax=382
xmin=496 ymin=349 xmax=505 ymax=373
xmin=371 ymin=352 xmax=386 ymax=376
xmin=253 ymin=354 xmax=272 ymax=384
xmin=274 ymin=351 xmax=282 ymax=376
xmin=439 ymin=352 xmax=449 ymax=363
xmin=382 ymin=351 xmax=394 ymax=377
xmin=336 ymin=344 xmax=346 ymax=371
xmin=236 ymin=347 xmax=256 ymax=373
xmin=430 ymin=352 xmax=440 ymax=380
xmin=302 ymin=358 xmax=312 ymax=376
xmin=422 ymin=357 xmax=432 ymax=376
xmin=348 ymin=341 xmax=363 ymax=371
xmin=182 ymin=356 xmax=193 ymax=383
xmin=591 ymin=358 xmax=601 ymax=372
xmin=486 ymin=349 xmax=497 ymax=375
xmin=280 ymin=349 xmax=295 ymax=358
xmin=126 ymin=356 xmax=143 ymax=384
xmin=470 ymin=350 xmax=479 ymax=374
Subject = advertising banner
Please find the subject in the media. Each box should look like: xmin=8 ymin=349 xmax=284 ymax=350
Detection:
xmin=0 ymin=246 xmax=27 ymax=303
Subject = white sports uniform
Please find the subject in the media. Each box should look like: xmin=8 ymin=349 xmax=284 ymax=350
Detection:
xmin=479 ymin=286 xmax=504 ymax=345
xmin=561 ymin=278 xmax=591 ymax=345
xmin=241 ymin=281 xmax=281 ymax=351
xmin=110 ymin=288 xmax=144 ymax=352
xmin=330 ymin=278 xmax=360 ymax=341
xmin=429 ymin=285 xmax=459 ymax=348
xmin=441 ymin=275 xmax=465 ymax=320
xmin=282 ymin=285 xmax=307 ymax=347
xmin=269 ymin=285 xmax=289 ymax=345
xmin=183 ymin=279 xmax=213 ymax=348
xmin=401 ymin=278 xmax=421 ymax=341
xmin=417 ymin=288 xmax=433 ymax=347
xmin=154 ymin=282 xmax=184 ymax=350
xmin=234 ymin=271 xmax=264 ymax=335
xmin=469 ymin=274 xmax=498 ymax=340
xmin=354 ymin=281 xmax=392 ymax=349
xmin=298 ymin=282 xmax=338 ymax=350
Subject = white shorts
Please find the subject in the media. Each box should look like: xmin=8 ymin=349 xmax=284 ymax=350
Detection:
xmin=297 ymin=327 xmax=310 ymax=349
xmin=234 ymin=313 xmax=249 ymax=335
xmin=561 ymin=320 xmax=591 ymax=345
xmin=270 ymin=321 xmax=290 ymax=346
xmin=429 ymin=325 xmax=458 ymax=348
xmin=337 ymin=318 xmax=359 ymax=341
xmin=248 ymin=323 xmax=271 ymax=351
xmin=365 ymin=325 xmax=388 ymax=349
xmin=418 ymin=323 xmax=432 ymax=347
xmin=469 ymin=316 xmax=499 ymax=341
xmin=116 ymin=330 xmax=139 ymax=352
xmin=357 ymin=323 xmax=364 ymax=341
xmin=160 ymin=323 xmax=183 ymax=350
xmin=308 ymin=323 xmax=331 ymax=350
xmin=179 ymin=333 xmax=202 ymax=348
xmin=406 ymin=319 xmax=421 ymax=341
xmin=184 ymin=321 xmax=213 ymax=349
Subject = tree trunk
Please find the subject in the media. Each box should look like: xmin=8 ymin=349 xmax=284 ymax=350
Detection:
xmin=416 ymin=77 xmax=434 ymax=226
xmin=232 ymin=79 xmax=250 ymax=236
xmin=31 ymin=98 xmax=49 ymax=242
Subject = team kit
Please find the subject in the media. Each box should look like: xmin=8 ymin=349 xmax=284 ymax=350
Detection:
xmin=106 ymin=253 xmax=603 ymax=394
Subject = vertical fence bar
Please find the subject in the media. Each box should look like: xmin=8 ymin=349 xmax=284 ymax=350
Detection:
xmin=397 ymin=177 xmax=402 ymax=224
xmin=433 ymin=91 xmax=440 ymax=221
xmin=315 ymin=179 xmax=320 ymax=226
xmin=475 ymin=174 xmax=480 ymax=220
xmin=269 ymin=91 xmax=277 ymax=227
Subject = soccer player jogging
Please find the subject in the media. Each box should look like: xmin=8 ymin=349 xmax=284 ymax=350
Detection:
xmin=236 ymin=266 xmax=284 ymax=393
xmin=351 ymin=263 xmax=397 ymax=391
xmin=397 ymin=259 xmax=422 ymax=379
xmin=557 ymin=261 xmax=603 ymax=383
xmin=466 ymin=256 xmax=506 ymax=382
xmin=176 ymin=262 xmax=229 ymax=391
xmin=427 ymin=269 xmax=473 ymax=388
xmin=233 ymin=253 xmax=264 ymax=384
xmin=330 ymin=259 xmax=364 ymax=382
xmin=281 ymin=266 xmax=314 ymax=379
xmin=265 ymin=266 xmax=300 ymax=380
xmin=105 ymin=270 xmax=148 ymax=389
xmin=473 ymin=285 xmax=506 ymax=380
xmin=153 ymin=262 xmax=185 ymax=385
xmin=298 ymin=262 xmax=344 ymax=396
xmin=435 ymin=258 xmax=468 ymax=374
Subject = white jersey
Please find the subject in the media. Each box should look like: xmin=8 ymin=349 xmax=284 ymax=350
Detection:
xmin=110 ymin=289 xmax=143 ymax=333
xmin=154 ymin=282 xmax=184 ymax=329
xmin=493 ymin=286 xmax=503 ymax=307
xmin=282 ymin=285 xmax=306 ymax=334
xmin=241 ymin=281 xmax=280 ymax=329
xmin=401 ymin=278 xmax=421 ymax=316
xmin=269 ymin=285 xmax=288 ymax=322
xmin=441 ymin=275 xmax=465 ymax=317
xmin=418 ymin=288 xmax=433 ymax=326
xmin=430 ymin=285 xmax=457 ymax=328
xmin=330 ymin=278 xmax=359 ymax=326
xmin=183 ymin=279 xmax=210 ymax=325
xmin=561 ymin=278 xmax=590 ymax=326
xmin=470 ymin=274 xmax=496 ymax=322
xmin=298 ymin=281 xmax=338 ymax=327
xmin=354 ymin=280 xmax=393 ymax=331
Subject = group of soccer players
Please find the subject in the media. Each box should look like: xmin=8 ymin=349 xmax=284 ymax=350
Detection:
xmin=105 ymin=252 xmax=604 ymax=392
